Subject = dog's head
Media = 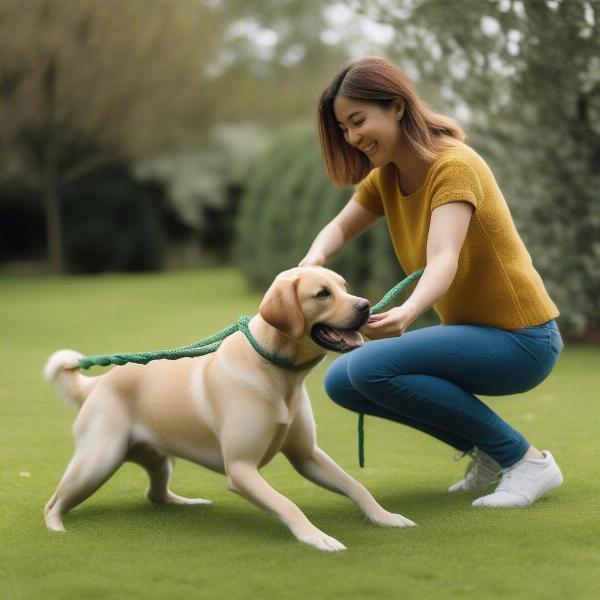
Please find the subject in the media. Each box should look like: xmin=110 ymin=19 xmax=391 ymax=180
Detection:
xmin=259 ymin=266 xmax=370 ymax=353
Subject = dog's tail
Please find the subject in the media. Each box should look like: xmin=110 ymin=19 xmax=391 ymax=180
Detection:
xmin=44 ymin=350 xmax=99 ymax=409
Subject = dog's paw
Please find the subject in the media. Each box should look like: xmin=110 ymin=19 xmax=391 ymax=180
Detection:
xmin=149 ymin=491 xmax=213 ymax=506
xmin=297 ymin=528 xmax=347 ymax=552
xmin=367 ymin=510 xmax=417 ymax=528
xmin=45 ymin=514 xmax=67 ymax=533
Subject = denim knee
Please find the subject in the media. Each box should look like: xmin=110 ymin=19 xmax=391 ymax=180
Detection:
xmin=345 ymin=347 xmax=388 ymax=395
xmin=323 ymin=355 xmax=353 ymax=408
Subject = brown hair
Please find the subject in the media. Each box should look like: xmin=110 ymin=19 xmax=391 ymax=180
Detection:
xmin=318 ymin=56 xmax=466 ymax=186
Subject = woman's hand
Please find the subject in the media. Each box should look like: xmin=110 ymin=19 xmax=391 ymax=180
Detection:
xmin=360 ymin=304 xmax=418 ymax=340
xmin=298 ymin=251 xmax=325 ymax=267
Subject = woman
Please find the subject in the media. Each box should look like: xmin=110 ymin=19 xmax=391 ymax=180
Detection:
xmin=299 ymin=56 xmax=564 ymax=508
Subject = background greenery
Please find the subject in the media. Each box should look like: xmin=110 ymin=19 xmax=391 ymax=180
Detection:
xmin=1 ymin=270 xmax=599 ymax=599
xmin=0 ymin=0 xmax=598 ymax=338
xmin=234 ymin=127 xmax=402 ymax=293
xmin=1 ymin=3 xmax=598 ymax=593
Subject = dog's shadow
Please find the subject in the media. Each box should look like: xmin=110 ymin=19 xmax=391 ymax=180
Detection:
xmin=65 ymin=499 xmax=303 ymax=543
xmin=63 ymin=487 xmax=458 ymax=543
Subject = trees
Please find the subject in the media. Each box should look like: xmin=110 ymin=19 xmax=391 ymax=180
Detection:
xmin=0 ymin=0 xmax=226 ymax=273
xmin=203 ymin=1 xmax=354 ymax=129
xmin=363 ymin=0 xmax=600 ymax=333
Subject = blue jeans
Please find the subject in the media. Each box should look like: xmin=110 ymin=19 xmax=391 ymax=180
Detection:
xmin=324 ymin=320 xmax=564 ymax=468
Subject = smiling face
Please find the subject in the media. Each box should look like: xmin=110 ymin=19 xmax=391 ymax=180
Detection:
xmin=333 ymin=96 xmax=403 ymax=168
xmin=259 ymin=267 xmax=371 ymax=353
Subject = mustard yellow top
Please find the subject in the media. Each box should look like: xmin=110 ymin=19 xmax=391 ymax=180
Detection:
xmin=354 ymin=143 xmax=559 ymax=330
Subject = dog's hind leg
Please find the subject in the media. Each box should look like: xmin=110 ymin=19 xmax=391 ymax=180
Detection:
xmin=44 ymin=401 xmax=130 ymax=532
xmin=126 ymin=443 xmax=212 ymax=506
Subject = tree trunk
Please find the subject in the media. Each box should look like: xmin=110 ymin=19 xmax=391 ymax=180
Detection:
xmin=42 ymin=142 xmax=63 ymax=274
xmin=41 ymin=51 xmax=64 ymax=275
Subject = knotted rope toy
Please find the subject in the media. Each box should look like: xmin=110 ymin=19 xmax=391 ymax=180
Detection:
xmin=78 ymin=268 xmax=425 ymax=467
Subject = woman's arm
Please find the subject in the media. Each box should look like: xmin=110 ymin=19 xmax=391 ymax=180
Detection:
xmin=363 ymin=201 xmax=474 ymax=339
xmin=299 ymin=197 xmax=381 ymax=267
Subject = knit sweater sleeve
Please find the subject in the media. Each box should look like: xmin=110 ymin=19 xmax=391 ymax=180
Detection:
xmin=429 ymin=158 xmax=483 ymax=212
xmin=353 ymin=168 xmax=385 ymax=215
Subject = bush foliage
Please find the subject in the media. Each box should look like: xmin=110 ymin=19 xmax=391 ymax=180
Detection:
xmin=62 ymin=167 xmax=166 ymax=273
xmin=234 ymin=127 xmax=408 ymax=299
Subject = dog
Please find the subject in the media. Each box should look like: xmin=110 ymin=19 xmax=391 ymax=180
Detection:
xmin=44 ymin=266 xmax=415 ymax=551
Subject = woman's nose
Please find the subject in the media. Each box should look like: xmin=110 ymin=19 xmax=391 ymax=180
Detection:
xmin=348 ymin=129 xmax=362 ymax=147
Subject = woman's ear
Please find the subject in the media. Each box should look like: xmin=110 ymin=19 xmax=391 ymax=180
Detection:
xmin=394 ymin=99 xmax=405 ymax=121
xmin=259 ymin=276 xmax=305 ymax=338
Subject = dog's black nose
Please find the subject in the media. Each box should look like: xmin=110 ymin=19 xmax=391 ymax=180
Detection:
xmin=354 ymin=300 xmax=370 ymax=313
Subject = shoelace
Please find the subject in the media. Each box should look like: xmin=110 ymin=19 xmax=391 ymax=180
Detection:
xmin=495 ymin=465 xmax=519 ymax=493
xmin=454 ymin=451 xmax=477 ymax=479
xmin=454 ymin=449 xmax=501 ymax=484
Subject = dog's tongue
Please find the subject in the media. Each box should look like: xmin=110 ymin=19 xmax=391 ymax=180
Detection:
xmin=322 ymin=326 xmax=364 ymax=349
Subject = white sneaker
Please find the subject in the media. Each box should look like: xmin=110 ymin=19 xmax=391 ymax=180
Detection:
xmin=448 ymin=447 xmax=502 ymax=492
xmin=472 ymin=450 xmax=563 ymax=508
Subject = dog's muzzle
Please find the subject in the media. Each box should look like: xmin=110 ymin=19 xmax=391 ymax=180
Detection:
xmin=311 ymin=300 xmax=370 ymax=353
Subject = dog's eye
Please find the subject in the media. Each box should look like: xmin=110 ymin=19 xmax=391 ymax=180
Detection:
xmin=316 ymin=288 xmax=331 ymax=299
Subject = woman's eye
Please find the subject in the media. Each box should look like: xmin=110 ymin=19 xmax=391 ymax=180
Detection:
xmin=316 ymin=289 xmax=330 ymax=299
xmin=354 ymin=118 xmax=365 ymax=127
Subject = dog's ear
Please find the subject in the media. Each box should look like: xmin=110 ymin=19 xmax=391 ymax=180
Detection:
xmin=259 ymin=276 xmax=305 ymax=338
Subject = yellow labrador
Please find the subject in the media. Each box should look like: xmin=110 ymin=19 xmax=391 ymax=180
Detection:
xmin=44 ymin=266 xmax=415 ymax=551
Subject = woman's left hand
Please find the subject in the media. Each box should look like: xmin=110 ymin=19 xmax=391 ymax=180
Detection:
xmin=360 ymin=304 xmax=417 ymax=340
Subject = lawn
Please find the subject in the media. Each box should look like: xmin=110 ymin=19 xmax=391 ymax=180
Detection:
xmin=1 ymin=269 xmax=599 ymax=599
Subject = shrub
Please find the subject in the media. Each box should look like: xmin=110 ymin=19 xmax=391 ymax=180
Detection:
xmin=234 ymin=126 xmax=409 ymax=299
xmin=62 ymin=166 xmax=166 ymax=273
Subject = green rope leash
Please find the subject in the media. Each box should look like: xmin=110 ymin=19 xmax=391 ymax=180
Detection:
xmin=369 ymin=268 xmax=425 ymax=315
xmin=77 ymin=268 xmax=425 ymax=466
xmin=79 ymin=316 xmax=316 ymax=372
xmin=357 ymin=267 xmax=425 ymax=468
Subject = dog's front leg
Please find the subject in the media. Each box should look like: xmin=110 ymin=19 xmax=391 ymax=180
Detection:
xmin=219 ymin=396 xmax=346 ymax=551
xmin=285 ymin=447 xmax=416 ymax=528
xmin=283 ymin=402 xmax=416 ymax=528
xmin=226 ymin=460 xmax=346 ymax=552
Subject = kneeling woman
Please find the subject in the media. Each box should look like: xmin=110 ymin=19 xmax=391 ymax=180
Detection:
xmin=300 ymin=57 xmax=564 ymax=507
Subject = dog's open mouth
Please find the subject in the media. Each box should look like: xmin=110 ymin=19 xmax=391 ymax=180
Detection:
xmin=311 ymin=324 xmax=365 ymax=353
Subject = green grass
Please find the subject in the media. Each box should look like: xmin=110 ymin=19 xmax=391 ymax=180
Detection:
xmin=1 ymin=269 xmax=599 ymax=599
